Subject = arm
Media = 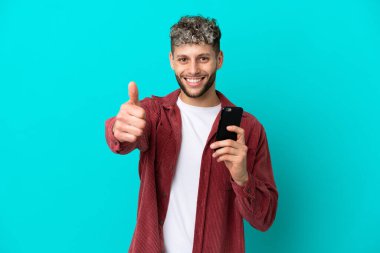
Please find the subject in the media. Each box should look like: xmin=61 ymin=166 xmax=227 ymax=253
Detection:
xmin=231 ymin=124 xmax=278 ymax=231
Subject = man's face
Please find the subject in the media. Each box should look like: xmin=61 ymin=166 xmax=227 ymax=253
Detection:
xmin=169 ymin=44 xmax=223 ymax=99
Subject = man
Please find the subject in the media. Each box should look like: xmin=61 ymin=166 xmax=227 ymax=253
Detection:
xmin=105 ymin=16 xmax=278 ymax=253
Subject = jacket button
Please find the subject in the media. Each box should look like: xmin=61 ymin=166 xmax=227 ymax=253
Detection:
xmin=159 ymin=220 xmax=164 ymax=225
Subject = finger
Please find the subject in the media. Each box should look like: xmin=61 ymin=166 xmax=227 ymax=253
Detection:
xmin=210 ymin=139 xmax=239 ymax=150
xmin=212 ymin=146 xmax=240 ymax=158
xmin=121 ymin=124 xmax=144 ymax=137
xmin=120 ymin=103 xmax=146 ymax=119
xmin=226 ymin=125 xmax=245 ymax=144
xmin=216 ymin=154 xmax=239 ymax=163
xmin=114 ymin=131 xmax=137 ymax=143
xmin=117 ymin=112 xmax=146 ymax=129
xmin=125 ymin=104 xmax=146 ymax=119
xmin=128 ymin=81 xmax=139 ymax=105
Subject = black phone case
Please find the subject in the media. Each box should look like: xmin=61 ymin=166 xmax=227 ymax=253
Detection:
xmin=216 ymin=107 xmax=243 ymax=141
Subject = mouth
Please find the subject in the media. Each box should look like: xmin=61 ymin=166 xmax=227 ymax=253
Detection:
xmin=183 ymin=76 xmax=206 ymax=87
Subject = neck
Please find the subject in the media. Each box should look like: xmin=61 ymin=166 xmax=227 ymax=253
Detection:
xmin=179 ymin=86 xmax=220 ymax=107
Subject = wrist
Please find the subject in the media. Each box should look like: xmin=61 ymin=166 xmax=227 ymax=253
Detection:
xmin=233 ymin=173 xmax=249 ymax=186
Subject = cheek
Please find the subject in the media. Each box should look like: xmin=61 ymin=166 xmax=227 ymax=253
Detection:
xmin=173 ymin=64 xmax=186 ymax=72
xmin=204 ymin=65 xmax=217 ymax=74
xmin=207 ymin=60 xmax=218 ymax=70
xmin=172 ymin=67 xmax=184 ymax=76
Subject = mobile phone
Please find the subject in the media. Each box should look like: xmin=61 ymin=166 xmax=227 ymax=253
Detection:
xmin=216 ymin=107 xmax=243 ymax=141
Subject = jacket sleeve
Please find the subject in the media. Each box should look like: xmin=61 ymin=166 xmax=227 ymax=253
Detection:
xmin=105 ymin=98 xmax=158 ymax=155
xmin=231 ymin=123 xmax=278 ymax=231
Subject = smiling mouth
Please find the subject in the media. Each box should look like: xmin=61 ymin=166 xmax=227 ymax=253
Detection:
xmin=183 ymin=76 xmax=206 ymax=86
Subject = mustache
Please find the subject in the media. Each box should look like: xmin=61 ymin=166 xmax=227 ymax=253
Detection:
xmin=181 ymin=75 xmax=206 ymax=78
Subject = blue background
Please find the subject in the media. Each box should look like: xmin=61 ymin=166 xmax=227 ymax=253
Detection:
xmin=1 ymin=0 xmax=379 ymax=252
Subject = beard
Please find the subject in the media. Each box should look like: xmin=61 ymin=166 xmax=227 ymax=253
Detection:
xmin=175 ymin=71 xmax=217 ymax=98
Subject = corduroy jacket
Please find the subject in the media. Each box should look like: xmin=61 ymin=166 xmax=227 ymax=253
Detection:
xmin=105 ymin=89 xmax=278 ymax=253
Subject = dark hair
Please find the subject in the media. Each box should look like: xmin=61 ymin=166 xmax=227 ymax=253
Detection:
xmin=170 ymin=15 xmax=222 ymax=54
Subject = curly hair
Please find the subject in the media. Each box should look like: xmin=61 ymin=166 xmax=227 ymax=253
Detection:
xmin=170 ymin=15 xmax=222 ymax=54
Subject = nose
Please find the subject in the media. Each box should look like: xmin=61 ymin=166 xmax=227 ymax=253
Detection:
xmin=188 ymin=61 xmax=200 ymax=76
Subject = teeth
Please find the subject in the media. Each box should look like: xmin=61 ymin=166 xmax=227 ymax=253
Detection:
xmin=186 ymin=78 xmax=201 ymax=83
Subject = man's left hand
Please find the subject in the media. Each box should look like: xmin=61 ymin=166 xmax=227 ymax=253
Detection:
xmin=210 ymin=125 xmax=248 ymax=186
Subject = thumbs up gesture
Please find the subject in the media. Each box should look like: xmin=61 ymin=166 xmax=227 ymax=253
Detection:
xmin=113 ymin=81 xmax=147 ymax=143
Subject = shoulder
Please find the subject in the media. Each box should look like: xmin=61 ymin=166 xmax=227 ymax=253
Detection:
xmin=217 ymin=90 xmax=266 ymax=137
xmin=138 ymin=90 xmax=180 ymax=121
xmin=140 ymin=89 xmax=180 ymax=109
xmin=217 ymin=90 xmax=264 ymax=131
xmin=242 ymin=111 xmax=262 ymax=129
xmin=241 ymin=110 xmax=267 ymax=147
xmin=139 ymin=95 xmax=161 ymax=108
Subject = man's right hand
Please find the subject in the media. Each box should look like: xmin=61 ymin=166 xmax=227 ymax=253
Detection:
xmin=113 ymin=81 xmax=146 ymax=143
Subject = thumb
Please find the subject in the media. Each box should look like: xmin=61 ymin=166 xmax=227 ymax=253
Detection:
xmin=128 ymin=81 xmax=139 ymax=105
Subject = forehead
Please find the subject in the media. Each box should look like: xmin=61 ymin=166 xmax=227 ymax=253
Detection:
xmin=172 ymin=43 xmax=216 ymax=57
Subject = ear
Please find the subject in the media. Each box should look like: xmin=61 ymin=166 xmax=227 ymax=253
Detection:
xmin=169 ymin=51 xmax=174 ymax=69
xmin=216 ymin=50 xmax=224 ymax=70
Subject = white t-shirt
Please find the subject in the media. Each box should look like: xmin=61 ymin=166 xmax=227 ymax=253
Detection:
xmin=163 ymin=97 xmax=221 ymax=253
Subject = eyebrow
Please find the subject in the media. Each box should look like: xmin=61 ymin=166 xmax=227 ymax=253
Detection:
xmin=198 ymin=53 xmax=211 ymax=57
xmin=175 ymin=53 xmax=212 ymax=58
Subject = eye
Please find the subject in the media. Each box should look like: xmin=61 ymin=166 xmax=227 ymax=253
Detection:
xmin=178 ymin=58 xmax=188 ymax=63
xmin=199 ymin=57 xmax=209 ymax=62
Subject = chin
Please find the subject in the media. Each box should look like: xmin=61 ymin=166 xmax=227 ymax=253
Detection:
xmin=182 ymin=82 xmax=215 ymax=99
xmin=183 ymin=89 xmax=206 ymax=98
xmin=175 ymin=72 xmax=216 ymax=99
